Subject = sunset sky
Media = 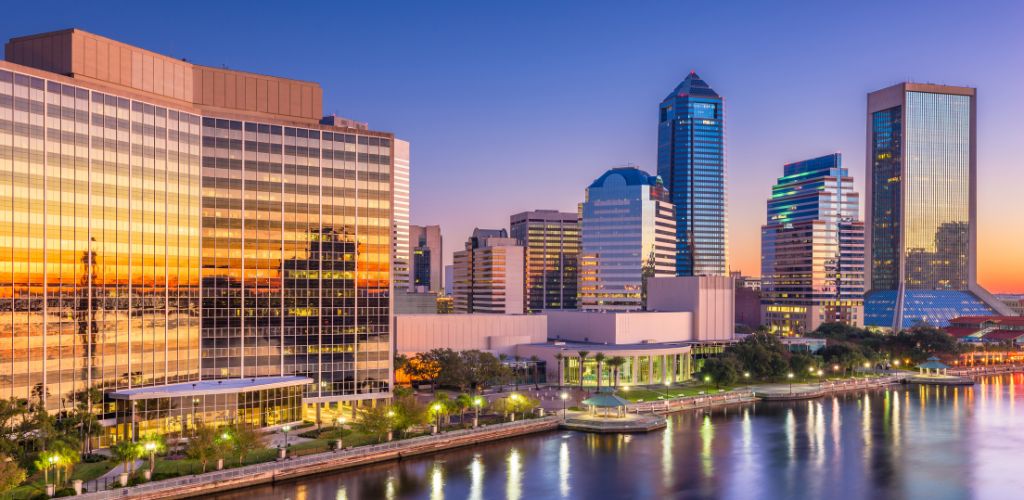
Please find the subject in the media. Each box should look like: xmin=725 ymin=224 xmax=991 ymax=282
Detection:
xmin=3 ymin=0 xmax=1022 ymax=292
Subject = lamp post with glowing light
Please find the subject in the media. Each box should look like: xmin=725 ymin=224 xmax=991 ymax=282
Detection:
xmin=560 ymin=392 xmax=569 ymax=419
xmin=788 ymin=372 xmax=794 ymax=395
xmin=386 ymin=409 xmax=395 ymax=441
xmin=282 ymin=424 xmax=291 ymax=448
xmin=144 ymin=441 xmax=157 ymax=473
xmin=473 ymin=396 xmax=483 ymax=428
xmin=336 ymin=416 xmax=346 ymax=449
xmin=431 ymin=403 xmax=442 ymax=434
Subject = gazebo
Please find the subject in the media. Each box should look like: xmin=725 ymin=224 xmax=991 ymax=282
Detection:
xmin=582 ymin=388 xmax=629 ymax=418
xmin=917 ymin=356 xmax=950 ymax=375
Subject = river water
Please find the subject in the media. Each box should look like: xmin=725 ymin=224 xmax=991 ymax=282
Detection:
xmin=212 ymin=374 xmax=1024 ymax=500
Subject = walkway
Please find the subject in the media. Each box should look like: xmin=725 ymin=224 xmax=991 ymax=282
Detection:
xmin=77 ymin=417 xmax=560 ymax=500
xmin=97 ymin=460 xmax=144 ymax=483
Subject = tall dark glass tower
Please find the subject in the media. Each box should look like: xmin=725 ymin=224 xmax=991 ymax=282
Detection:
xmin=658 ymin=72 xmax=727 ymax=276
xmin=864 ymin=83 xmax=1013 ymax=329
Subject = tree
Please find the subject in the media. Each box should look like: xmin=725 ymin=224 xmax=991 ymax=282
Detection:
xmin=391 ymin=389 xmax=428 ymax=437
xmin=606 ymin=356 xmax=627 ymax=388
xmin=593 ymin=353 xmax=607 ymax=392
xmin=138 ymin=434 xmax=166 ymax=473
xmin=576 ymin=351 xmax=590 ymax=390
xmin=700 ymin=356 xmax=742 ymax=388
xmin=728 ymin=333 xmax=791 ymax=380
xmin=0 ymin=459 xmax=25 ymax=494
xmin=459 ymin=350 xmax=506 ymax=392
xmin=495 ymin=394 xmax=539 ymax=421
xmin=789 ymin=353 xmax=817 ymax=377
xmin=186 ymin=426 xmax=224 ymax=473
xmin=354 ymin=405 xmax=393 ymax=443
xmin=455 ymin=394 xmax=473 ymax=427
xmin=394 ymin=354 xmax=410 ymax=385
xmin=228 ymin=425 xmax=263 ymax=466
xmin=110 ymin=440 xmax=142 ymax=476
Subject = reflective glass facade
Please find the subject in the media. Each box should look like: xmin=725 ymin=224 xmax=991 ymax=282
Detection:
xmin=112 ymin=385 xmax=303 ymax=440
xmin=865 ymin=84 xmax=1005 ymax=329
xmin=0 ymin=69 xmax=202 ymax=409
xmin=761 ymin=154 xmax=864 ymax=335
xmin=579 ymin=168 xmax=675 ymax=311
xmin=199 ymin=120 xmax=392 ymax=399
xmin=0 ymin=29 xmax=394 ymax=432
xmin=510 ymin=210 xmax=580 ymax=312
xmin=657 ymin=72 xmax=727 ymax=277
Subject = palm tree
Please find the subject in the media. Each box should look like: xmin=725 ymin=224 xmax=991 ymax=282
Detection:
xmin=593 ymin=353 xmax=607 ymax=392
xmin=554 ymin=353 xmax=564 ymax=388
xmin=576 ymin=351 xmax=590 ymax=391
xmin=607 ymin=356 xmax=627 ymax=388
xmin=455 ymin=394 xmax=473 ymax=427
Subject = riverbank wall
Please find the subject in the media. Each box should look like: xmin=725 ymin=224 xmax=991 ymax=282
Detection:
xmin=628 ymin=389 xmax=758 ymax=414
xmin=950 ymin=364 xmax=1024 ymax=377
xmin=77 ymin=417 xmax=560 ymax=500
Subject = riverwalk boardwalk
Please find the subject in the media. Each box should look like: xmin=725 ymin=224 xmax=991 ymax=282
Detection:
xmin=76 ymin=417 xmax=560 ymax=500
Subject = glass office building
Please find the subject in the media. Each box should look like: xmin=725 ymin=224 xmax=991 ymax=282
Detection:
xmin=761 ymin=154 xmax=865 ymax=335
xmin=0 ymin=29 xmax=394 ymax=440
xmin=864 ymin=83 xmax=1012 ymax=329
xmin=579 ymin=167 xmax=676 ymax=311
xmin=510 ymin=210 xmax=580 ymax=312
xmin=657 ymin=72 xmax=727 ymax=277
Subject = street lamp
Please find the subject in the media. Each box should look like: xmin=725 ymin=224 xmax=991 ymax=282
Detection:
xmin=144 ymin=441 xmax=157 ymax=473
xmin=473 ymin=396 xmax=483 ymax=428
xmin=282 ymin=424 xmax=292 ymax=448
xmin=559 ymin=392 xmax=568 ymax=419
xmin=431 ymin=403 xmax=442 ymax=433
xmin=787 ymin=372 xmax=794 ymax=395
xmin=509 ymin=393 xmax=522 ymax=421
xmin=386 ymin=410 xmax=395 ymax=441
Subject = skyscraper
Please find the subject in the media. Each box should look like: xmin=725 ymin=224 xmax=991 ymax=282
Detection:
xmin=409 ymin=224 xmax=443 ymax=293
xmin=452 ymin=229 xmax=525 ymax=314
xmin=510 ymin=210 xmax=580 ymax=312
xmin=865 ymin=83 xmax=1013 ymax=329
xmin=579 ymin=167 xmax=676 ymax=311
xmin=657 ymin=72 xmax=727 ymax=277
xmin=0 ymin=29 xmax=394 ymax=441
xmin=761 ymin=154 xmax=865 ymax=335
xmin=392 ymin=140 xmax=411 ymax=291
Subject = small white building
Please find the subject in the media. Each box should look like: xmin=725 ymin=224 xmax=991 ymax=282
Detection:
xmin=395 ymin=314 xmax=546 ymax=356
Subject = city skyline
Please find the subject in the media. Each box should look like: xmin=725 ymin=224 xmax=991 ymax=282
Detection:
xmin=0 ymin=2 xmax=1022 ymax=293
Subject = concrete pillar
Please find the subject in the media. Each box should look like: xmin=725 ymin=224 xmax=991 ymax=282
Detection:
xmin=661 ymin=355 xmax=668 ymax=384
xmin=631 ymin=356 xmax=639 ymax=385
xmin=647 ymin=356 xmax=653 ymax=385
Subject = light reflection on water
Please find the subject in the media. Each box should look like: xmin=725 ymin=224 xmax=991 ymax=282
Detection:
xmin=212 ymin=374 xmax=1024 ymax=500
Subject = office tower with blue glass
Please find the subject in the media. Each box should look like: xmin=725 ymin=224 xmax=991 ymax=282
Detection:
xmin=864 ymin=83 xmax=1013 ymax=329
xmin=761 ymin=154 xmax=865 ymax=335
xmin=578 ymin=167 xmax=676 ymax=312
xmin=657 ymin=72 xmax=727 ymax=277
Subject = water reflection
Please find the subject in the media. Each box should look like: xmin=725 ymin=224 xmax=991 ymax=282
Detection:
xmin=213 ymin=375 xmax=1024 ymax=500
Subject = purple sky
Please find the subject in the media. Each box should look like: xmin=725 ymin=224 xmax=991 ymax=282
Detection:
xmin=2 ymin=0 xmax=1023 ymax=290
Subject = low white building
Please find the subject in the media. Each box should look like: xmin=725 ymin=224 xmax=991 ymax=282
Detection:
xmin=647 ymin=275 xmax=735 ymax=341
xmin=546 ymin=310 xmax=693 ymax=344
xmin=395 ymin=314 xmax=546 ymax=356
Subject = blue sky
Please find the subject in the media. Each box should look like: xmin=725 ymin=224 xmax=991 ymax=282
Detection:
xmin=2 ymin=0 xmax=1023 ymax=290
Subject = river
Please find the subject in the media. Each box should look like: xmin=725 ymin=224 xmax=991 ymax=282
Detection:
xmin=211 ymin=374 xmax=1024 ymax=500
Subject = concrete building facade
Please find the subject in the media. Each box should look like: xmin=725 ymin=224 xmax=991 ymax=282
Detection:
xmin=395 ymin=314 xmax=547 ymax=356
xmin=452 ymin=229 xmax=525 ymax=314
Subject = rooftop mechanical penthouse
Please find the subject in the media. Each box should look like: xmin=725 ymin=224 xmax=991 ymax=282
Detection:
xmin=0 ymin=29 xmax=398 ymax=442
